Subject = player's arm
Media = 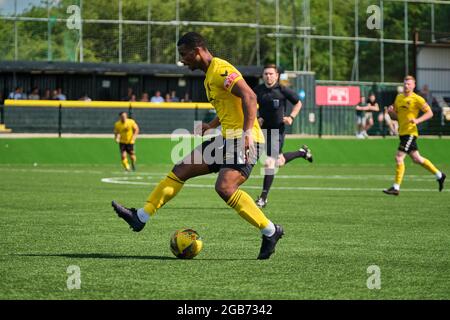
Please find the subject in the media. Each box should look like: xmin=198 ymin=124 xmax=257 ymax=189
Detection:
xmin=411 ymin=103 xmax=433 ymax=125
xmin=132 ymin=123 xmax=140 ymax=143
xmin=231 ymin=79 xmax=258 ymax=159
xmin=114 ymin=126 xmax=120 ymax=143
xmin=231 ymin=79 xmax=258 ymax=133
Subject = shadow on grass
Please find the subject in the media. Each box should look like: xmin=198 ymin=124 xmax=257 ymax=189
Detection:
xmin=15 ymin=253 xmax=177 ymax=260
xmin=13 ymin=253 xmax=255 ymax=261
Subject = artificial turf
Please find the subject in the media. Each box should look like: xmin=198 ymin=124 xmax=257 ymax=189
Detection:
xmin=0 ymin=137 xmax=449 ymax=299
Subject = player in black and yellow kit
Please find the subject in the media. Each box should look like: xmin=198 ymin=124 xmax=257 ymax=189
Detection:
xmin=111 ymin=32 xmax=283 ymax=259
xmin=383 ymin=75 xmax=446 ymax=195
xmin=114 ymin=112 xmax=139 ymax=171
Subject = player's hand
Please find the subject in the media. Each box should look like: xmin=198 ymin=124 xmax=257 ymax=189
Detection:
xmin=387 ymin=105 xmax=394 ymax=113
xmin=409 ymin=118 xmax=419 ymax=125
xmin=283 ymin=116 xmax=293 ymax=126
xmin=243 ymin=130 xmax=256 ymax=164
xmin=115 ymin=138 xmax=120 ymax=144
xmin=194 ymin=122 xmax=210 ymax=136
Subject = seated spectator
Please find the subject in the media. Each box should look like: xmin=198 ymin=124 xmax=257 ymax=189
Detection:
xmin=42 ymin=88 xmax=51 ymax=100
xmin=140 ymin=92 xmax=149 ymax=102
xmin=170 ymin=90 xmax=180 ymax=102
xmin=151 ymin=90 xmax=164 ymax=103
xmin=56 ymin=88 xmax=67 ymax=100
xmin=130 ymin=94 xmax=137 ymax=102
xmin=28 ymin=87 xmax=40 ymax=100
xmin=122 ymin=87 xmax=134 ymax=101
xmin=8 ymin=87 xmax=25 ymax=100
xmin=181 ymin=92 xmax=191 ymax=102
xmin=165 ymin=92 xmax=172 ymax=102
xmin=51 ymin=89 xmax=59 ymax=100
xmin=79 ymin=93 xmax=92 ymax=101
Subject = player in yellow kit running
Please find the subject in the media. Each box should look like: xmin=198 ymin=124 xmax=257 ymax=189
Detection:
xmin=111 ymin=32 xmax=283 ymax=259
xmin=383 ymin=75 xmax=446 ymax=196
xmin=114 ymin=112 xmax=139 ymax=171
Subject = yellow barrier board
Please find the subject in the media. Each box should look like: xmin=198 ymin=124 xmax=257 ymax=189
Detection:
xmin=4 ymin=100 xmax=214 ymax=110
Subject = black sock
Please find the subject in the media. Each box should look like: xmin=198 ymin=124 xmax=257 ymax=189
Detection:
xmin=283 ymin=150 xmax=306 ymax=164
xmin=260 ymin=174 xmax=275 ymax=200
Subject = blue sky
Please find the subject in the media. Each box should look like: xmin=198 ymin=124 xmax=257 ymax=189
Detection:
xmin=0 ymin=0 xmax=46 ymax=15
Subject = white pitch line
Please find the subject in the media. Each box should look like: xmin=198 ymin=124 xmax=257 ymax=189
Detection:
xmin=100 ymin=177 xmax=449 ymax=193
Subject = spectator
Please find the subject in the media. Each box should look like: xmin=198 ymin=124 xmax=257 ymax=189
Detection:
xmin=51 ymin=89 xmax=59 ymax=100
xmin=140 ymin=92 xmax=149 ymax=102
xmin=122 ymin=87 xmax=134 ymax=101
xmin=164 ymin=92 xmax=172 ymax=102
xmin=181 ymin=92 xmax=191 ymax=102
xmin=130 ymin=94 xmax=137 ymax=102
xmin=8 ymin=87 xmax=25 ymax=100
xmin=355 ymin=94 xmax=380 ymax=138
xmin=170 ymin=90 xmax=180 ymax=102
xmin=42 ymin=88 xmax=51 ymax=100
xmin=419 ymin=84 xmax=432 ymax=105
xmin=79 ymin=93 xmax=92 ymax=101
xmin=28 ymin=87 xmax=40 ymax=100
xmin=355 ymin=95 xmax=367 ymax=138
xmin=56 ymin=88 xmax=67 ymax=100
xmin=150 ymin=90 xmax=164 ymax=103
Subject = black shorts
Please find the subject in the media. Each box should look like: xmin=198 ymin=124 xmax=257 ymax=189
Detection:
xmin=200 ymin=136 xmax=264 ymax=179
xmin=398 ymin=135 xmax=418 ymax=153
xmin=119 ymin=143 xmax=135 ymax=154
xmin=263 ymin=126 xmax=286 ymax=157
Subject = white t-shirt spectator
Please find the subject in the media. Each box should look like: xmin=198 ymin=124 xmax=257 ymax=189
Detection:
xmin=151 ymin=96 xmax=164 ymax=103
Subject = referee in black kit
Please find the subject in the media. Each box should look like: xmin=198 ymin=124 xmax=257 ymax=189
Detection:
xmin=254 ymin=64 xmax=313 ymax=208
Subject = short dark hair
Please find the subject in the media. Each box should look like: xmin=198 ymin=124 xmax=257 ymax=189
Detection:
xmin=118 ymin=111 xmax=127 ymax=117
xmin=263 ymin=64 xmax=279 ymax=72
xmin=177 ymin=32 xmax=207 ymax=50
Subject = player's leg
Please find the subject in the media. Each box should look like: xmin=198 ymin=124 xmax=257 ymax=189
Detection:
xmin=119 ymin=144 xmax=130 ymax=171
xmin=215 ymin=168 xmax=283 ymax=260
xmin=383 ymin=149 xmax=407 ymax=195
xmin=128 ymin=145 xmax=137 ymax=171
xmin=409 ymin=150 xmax=446 ymax=191
xmin=112 ymin=138 xmax=216 ymax=231
xmin=256 ymin=156 xmax=277 ymax=208
xmin=282 ymin=145 xmax=313 ymax=164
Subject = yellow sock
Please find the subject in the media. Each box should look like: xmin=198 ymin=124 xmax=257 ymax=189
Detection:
xmin=227 ymin=189 xmax=270 ymax=229
xmin=394 ymin=162 xmax=405 ymax=186
xmin=121 ymin=158 xmax=130 ymax=170
xmin=143 ymin=171 xmax=184 ymax=216
xmin=421 ymin=158 xmax=439 ymax=175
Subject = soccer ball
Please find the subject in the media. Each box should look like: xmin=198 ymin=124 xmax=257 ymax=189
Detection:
xmin=170 ymin=228 xmax=203 ymax=259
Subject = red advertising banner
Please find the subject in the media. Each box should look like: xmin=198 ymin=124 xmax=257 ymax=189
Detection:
xmin=315 ymin=86 xmax=361 ymax=106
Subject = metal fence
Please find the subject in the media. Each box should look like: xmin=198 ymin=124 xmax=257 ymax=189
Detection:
xmin=1 ymin=0 xmax=449 ymax=83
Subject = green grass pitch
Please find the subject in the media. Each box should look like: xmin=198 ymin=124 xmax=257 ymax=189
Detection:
xmin=0 ymin=137 xmax=449 ymax=299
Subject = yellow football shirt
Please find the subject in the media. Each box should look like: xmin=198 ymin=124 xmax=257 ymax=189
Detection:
xmin=114 ymin=118 xmax=138 ymax=144
xmin=204 ymin=57 xmax=264 ymax=143
xmin=394 ymin=92 xmax=430 ymax=137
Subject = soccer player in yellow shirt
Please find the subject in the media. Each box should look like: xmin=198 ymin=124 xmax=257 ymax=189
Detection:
xmin=114 ymin=112 xmax=139 ymax=171
xmin=383 ymin=75 xmax=446 ymax=196
xmin=112 ymin=32 xmax=284 ymax=259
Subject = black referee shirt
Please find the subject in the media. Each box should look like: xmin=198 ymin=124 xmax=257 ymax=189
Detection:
xmin=253 ymin=83 xmax=300 ymax=129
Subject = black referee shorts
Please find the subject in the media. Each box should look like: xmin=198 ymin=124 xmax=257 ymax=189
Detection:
xmin=263 ymin=126 xmax=286 ymax=158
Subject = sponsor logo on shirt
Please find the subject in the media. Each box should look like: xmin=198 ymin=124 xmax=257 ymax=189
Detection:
xmin=224 ymin=72 xmax=239 ymax=90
